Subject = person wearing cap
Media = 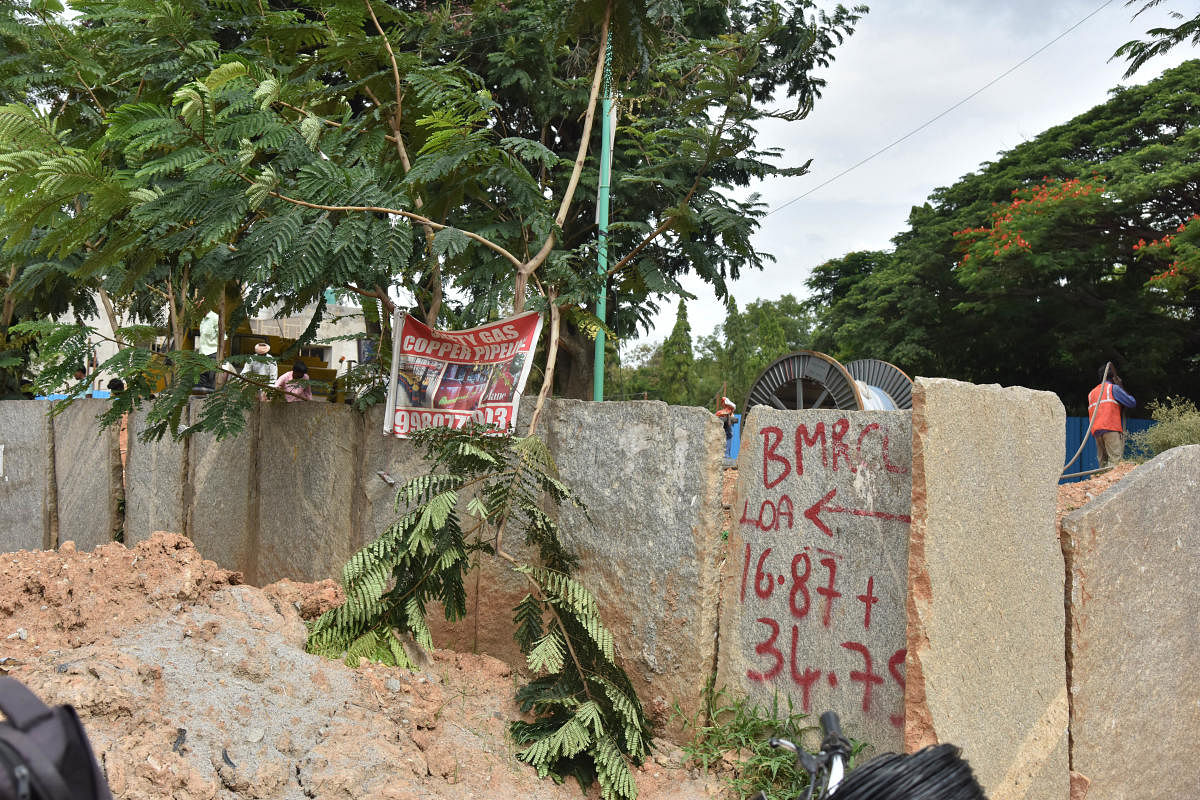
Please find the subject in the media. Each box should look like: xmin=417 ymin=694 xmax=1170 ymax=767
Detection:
xmin=242 ymin=341 xmax=278 ymax=400
xmin=1087 ymin=362 xmax=1136 ymax=469
xmin=715 ymin=395 xmax=736 ymax=444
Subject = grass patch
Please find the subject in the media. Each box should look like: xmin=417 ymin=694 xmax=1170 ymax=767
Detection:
xmin=676 ymin=685 xmax=868 ymax=800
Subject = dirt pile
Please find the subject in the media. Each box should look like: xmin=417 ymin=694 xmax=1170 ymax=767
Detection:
xmin=1054 ymin=462 xmax=1136 ymax=528
xmin=0 ymin=533 xmax=719 ymax=800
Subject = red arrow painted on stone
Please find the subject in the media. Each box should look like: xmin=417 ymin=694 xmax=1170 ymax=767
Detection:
xmin=804 ymin=488 xmax=912 ymax=537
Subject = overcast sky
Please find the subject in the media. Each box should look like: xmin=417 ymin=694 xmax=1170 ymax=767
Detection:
xmin=630 ymin=0 xmax=1196 ymax=349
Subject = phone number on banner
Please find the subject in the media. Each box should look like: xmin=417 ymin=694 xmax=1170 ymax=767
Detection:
xmin=393 ymin=406 xmax=512 ymax=435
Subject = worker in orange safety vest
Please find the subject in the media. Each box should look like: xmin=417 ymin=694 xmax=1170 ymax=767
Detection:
xmin=715 ymin=395 xmax=736 ymax=444
xmin=1087 ymin=362 xmax=1136 ymax=469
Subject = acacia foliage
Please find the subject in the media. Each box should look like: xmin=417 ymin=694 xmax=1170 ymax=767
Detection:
xmin=306 ymin=425 xmax=650 ymax=800
xmin=0 ymin=0 xmax=866 ymax=432
xmin=806 ymin=60 xmax=1200 ymax=412
xmin=1114 ymin=1 xmax=1200 ymax=78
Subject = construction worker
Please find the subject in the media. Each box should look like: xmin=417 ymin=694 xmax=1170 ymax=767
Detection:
xmin=1087 ymin=363 xmax=1136 ymax=469
xmin=715 ymin=395 xmax=736 ymax=445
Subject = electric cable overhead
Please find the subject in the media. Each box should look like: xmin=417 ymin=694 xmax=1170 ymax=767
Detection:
xmin=765 ymin=0 xmax=1119 ymax=217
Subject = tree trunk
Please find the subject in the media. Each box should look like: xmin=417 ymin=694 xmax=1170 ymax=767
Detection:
xmin=552 ymin=324 xmax=595 ymax=400
xmin=214 ymin=291 xmax=229 ymax=388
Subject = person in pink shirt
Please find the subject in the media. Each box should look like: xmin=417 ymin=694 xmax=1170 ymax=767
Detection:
xmin=274 ymin=361 xmax=313 ymax=402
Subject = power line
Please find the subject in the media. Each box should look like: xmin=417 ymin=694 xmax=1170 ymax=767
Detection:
xmin=765 ymin=0 xmax=1120 ymax=217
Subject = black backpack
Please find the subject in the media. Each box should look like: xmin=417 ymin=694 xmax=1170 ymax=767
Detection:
xmin=0 ymin=677 xmax=113 ymax=800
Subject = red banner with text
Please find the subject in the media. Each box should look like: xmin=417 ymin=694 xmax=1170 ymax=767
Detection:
xmin=389 ymin=310 xmax=542 ymax=437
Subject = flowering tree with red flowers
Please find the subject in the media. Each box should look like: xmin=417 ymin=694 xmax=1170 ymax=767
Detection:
xmin=951 ymin=173 xmax=1200 ymax=300
xmin=951 ymin=176 xmax=1107 ymax=286
xmin=1134 ymin=213 xmax=1200 ymax=297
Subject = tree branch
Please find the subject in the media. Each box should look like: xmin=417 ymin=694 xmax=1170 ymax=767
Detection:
xmin=607 ymin=110 xmax=730 ymax=277
xmin=1 ymin=266 xmax=18 ymax=333
xmin=513 ymin=0 xmax=613 ymax=311
xmin=341 ymin=283 xmax=396 ymax=314
xmin=527 ymin=291 xmax=560 ymax=437
xmin=554 ymin=1 xmax=611 ymax=232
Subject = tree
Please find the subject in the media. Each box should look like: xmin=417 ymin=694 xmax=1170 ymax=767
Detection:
xmin=709 ymin=294 xmax=811 ymax=407
xmin=806 ymin=61 xmax=1200 ymax=412
xmin=614 ymin=293 xmax=813 ymax=410
xmin=659 ymin=298 xmax=694 ymax=405
xmin=0 ymin=0 xmax=867 ymax=435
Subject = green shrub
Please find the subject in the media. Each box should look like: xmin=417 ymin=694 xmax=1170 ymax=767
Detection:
xmin=306 ymin=426 xmax=649 ymax=800
xmin=1128 ymin=396 xmax=1200 ymax=459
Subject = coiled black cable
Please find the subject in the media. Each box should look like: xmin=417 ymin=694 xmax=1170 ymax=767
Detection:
xmin=828 ymin=744 xmax=986 ymax=800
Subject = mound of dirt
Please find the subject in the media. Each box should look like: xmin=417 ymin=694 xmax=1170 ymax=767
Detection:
xmin=1055 ymin=461 xmax=1136 ymax=529
xmin=1 ymin=533 xmax=720 ymax=800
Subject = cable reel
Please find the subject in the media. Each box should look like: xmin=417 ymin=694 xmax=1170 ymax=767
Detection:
xmin=742 ymin=352 xmax=914 ymax=427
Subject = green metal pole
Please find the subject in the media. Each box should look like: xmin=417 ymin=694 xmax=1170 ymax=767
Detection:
xmin=593 ymin=35 xmax=614 ymax=402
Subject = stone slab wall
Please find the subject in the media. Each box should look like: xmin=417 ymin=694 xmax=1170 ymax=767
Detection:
xmin=256 ymin=403 xmax=361 ymax=584
xmin=126 ymin=406 xmax=189 ymax=546
xmin=0 ymin=401 xmax=52 ymax=551
xmin=37 ymin=397 xmax=728 ymax=739
xmin=11 ymin=385 xmax=1195 ymax=778
xmin=541 ymin=400 xmax=726 ymax=736
xmin=1062 ymin=445 xmax=1200 ymax=799
xmin=51 ymin=399 xmax=121 ymax=550
xmin=186 ymin=399 xmax=260 ymax=579
xmin=906 ymin=378 xmax=1067 ymax=800
xmin=717 ymin=408 xmax=912 ymax=752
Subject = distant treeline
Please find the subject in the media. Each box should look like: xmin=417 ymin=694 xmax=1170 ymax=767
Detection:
xmin=619 ymin=61 xmax=1200 ymax=416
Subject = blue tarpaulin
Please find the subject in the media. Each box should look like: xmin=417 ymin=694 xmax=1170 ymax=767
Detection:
xmin=1062 ymin=416 xmax=1154 ymax=483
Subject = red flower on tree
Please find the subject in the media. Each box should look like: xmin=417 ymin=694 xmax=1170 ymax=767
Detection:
xmin=951 ymin=176 xmax=1105 ymax=269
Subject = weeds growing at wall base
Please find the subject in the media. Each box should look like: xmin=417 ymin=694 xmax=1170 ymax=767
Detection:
xmin=676 ymin=685 xmax=867 ymax=800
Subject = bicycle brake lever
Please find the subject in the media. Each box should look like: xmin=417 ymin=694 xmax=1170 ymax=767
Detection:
xmin=767 ymin=737 xmax=799 ymax=753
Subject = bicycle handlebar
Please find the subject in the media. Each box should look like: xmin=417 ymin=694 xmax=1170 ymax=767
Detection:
xmin=759 ymin=713 xmax=850 ymax=800
xmin=819 ymin=712 xmax=843 ymax=739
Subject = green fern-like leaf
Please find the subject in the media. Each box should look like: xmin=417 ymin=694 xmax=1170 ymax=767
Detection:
xmin=590 ymin=675 xmax=647 ymax=757
xmin=205 ymin=60 xmax=250 ymax=92
xmin=386 ymin=630 xmax=416 ymax=670
xmin=431 ymin=226 xmax=469 ymax=258
xmin=300 ymin=112 xmax=322 ymax=150
xmin=593 ymin=734 xmax=637 ymax=800
xmin=246 ymin=165 xmax=279 ymax=209
xmin=344 ymin=629 xmax=380 ymax=668
xmin=253 ymin=76 xmax=280 ymax=109
xmin=527 ymin=631 xmax=566 ymax=674
xmin=513 ymin=593 xmax=544 ymax=650
xmin=405 ymin=596 xmax=434 ymax=652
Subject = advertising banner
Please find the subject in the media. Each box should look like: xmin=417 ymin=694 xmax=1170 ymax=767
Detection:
xmin=385 ymin=310 xmax=543 ymax=437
